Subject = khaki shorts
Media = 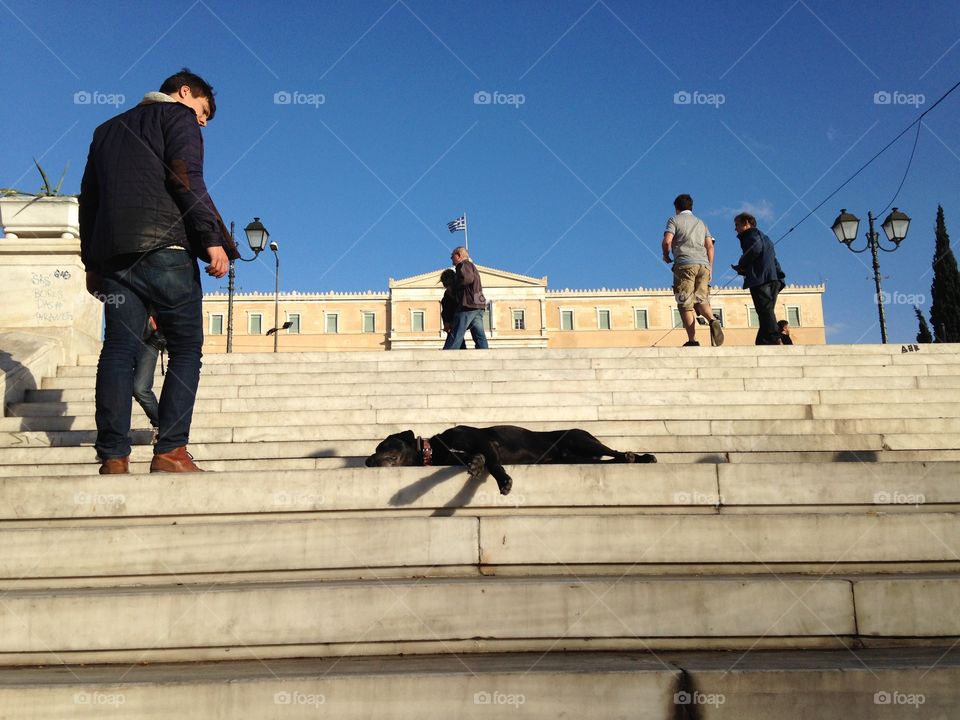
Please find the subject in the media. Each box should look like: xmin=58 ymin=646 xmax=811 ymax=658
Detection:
xmin=673 ymin=264 xmax=710 ymax=309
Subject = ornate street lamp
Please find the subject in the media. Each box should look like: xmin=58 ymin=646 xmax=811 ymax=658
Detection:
xmin=831 ymin=207 xmax=911 ymax=344
xmin=225 ymin=218 xmax=272 ymax=353
xmin=269 ymin=240 xmax=280 ymax=353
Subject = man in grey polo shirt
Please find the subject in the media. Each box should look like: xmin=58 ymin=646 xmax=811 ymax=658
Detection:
xmin=662 ymin=194 xmax=724 ymax=347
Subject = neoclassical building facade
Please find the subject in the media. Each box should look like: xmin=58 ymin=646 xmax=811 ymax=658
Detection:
xmin=201 ymin=265 xmax=826 ymax=353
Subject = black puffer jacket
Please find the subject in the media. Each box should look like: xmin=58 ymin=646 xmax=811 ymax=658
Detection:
xmin=79 ymin=98 xmax=237 ymax=272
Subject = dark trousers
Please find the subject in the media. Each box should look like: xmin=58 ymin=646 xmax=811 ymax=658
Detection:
xmin=750 ymin=280 xmax=781 ymax=345
xmin=132 ymin=343 xmax=160 ymax=427
xmin=95 ymin=249 xmax=203 ymax=458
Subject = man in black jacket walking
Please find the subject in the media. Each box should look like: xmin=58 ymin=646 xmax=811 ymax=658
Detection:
xmin=80 ymin=68 xmax=238 ymax=474
xmin=731 ymin=212 xmax=785 ymax=345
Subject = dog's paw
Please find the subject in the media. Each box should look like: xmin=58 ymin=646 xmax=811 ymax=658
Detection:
xmin=467 ymin=454 xmax=486 ymax=480
xmin=638 ymin=453 xmax=657 ymax=463
xmin=497 ymin=474 xmax=513 ymax=496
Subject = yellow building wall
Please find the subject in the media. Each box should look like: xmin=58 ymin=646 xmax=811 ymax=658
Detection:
xmin=202 ymin=282 xmax=826 ymax=353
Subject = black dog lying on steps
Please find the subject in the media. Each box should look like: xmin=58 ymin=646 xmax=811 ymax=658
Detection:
xmin=364 ymin=425 xmax=657 ymax=496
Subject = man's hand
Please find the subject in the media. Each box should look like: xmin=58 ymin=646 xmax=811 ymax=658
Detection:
xmin=86 ymin=271 xmax=105 ymax=298
xmin=205 ymin=246 xmax=229 ymax=278
xmin=662 ymin=253 xmax=671 ymax=264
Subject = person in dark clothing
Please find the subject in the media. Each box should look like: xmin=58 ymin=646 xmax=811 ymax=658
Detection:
xmin=80 ymin=68 xmax=238 ymax=474
xmin=777 ymin=319 xmax=794 ymax=345
xmin=133 ymin=313 xmax=166 ymax=438
xmin=731 ymin=212 xmax=785 ymax=346
xmin=439 ymin=269 xmax=466 ymax=349
xmin=443 ymin=246 xmax=489 ymax=350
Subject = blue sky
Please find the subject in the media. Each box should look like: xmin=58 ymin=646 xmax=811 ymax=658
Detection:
xmin=3 ymin=0 xmax=959 ymax=344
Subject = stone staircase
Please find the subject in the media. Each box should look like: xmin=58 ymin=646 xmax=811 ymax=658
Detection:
xmin=0 ymin=344 xmax=958 ymax=718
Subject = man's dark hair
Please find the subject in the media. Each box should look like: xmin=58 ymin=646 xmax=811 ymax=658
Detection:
xmin=777 ymin=319 xmax=789 ymax=330
xmin=160 ymin=68 xmax=216 ymax=120
xmin=440 ymin=269 xmax=456 ymax=287
xmin=734 ymin=212 xmax=757 ymax=227
xmin=673 ymin=194 xmax=693 ymax=212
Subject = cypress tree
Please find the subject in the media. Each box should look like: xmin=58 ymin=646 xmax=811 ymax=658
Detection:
xmin=915 ymin=306 xmax=933 ymax=343
xmin=930 ymin=206 xmax=960 ymax=342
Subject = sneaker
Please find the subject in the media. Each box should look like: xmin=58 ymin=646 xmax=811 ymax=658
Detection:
xmin=683 ymin=340 xmax=700 ymax=347
xmin=709 ymin=319 xmax=725 ymax=347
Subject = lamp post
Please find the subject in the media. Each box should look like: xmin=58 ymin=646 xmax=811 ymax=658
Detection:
xmin=831 ymin=207 xmax=911 ymax=344
xmin=224 ymin=218 xmax=271 ymax=352
xmin=269 ymin=240 xmax=280 ymax=353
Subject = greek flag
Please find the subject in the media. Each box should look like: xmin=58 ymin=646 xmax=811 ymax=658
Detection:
xmin=447 ymin=215 xmax=466 ymax=233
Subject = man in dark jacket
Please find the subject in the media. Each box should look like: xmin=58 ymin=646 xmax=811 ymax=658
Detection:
xmin=80 ymin=68 xmax=238 ymax=474
xmin=731 ymin=212 xmax=785 ymax=345
xmin=443 ymin=246 xmax=489 ymax=349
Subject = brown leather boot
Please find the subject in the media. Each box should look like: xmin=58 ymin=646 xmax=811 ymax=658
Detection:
xmin=99 ymin=456 xmax=130 ymax=474
xmin=150 ymin=446 xmax=204 ymax=473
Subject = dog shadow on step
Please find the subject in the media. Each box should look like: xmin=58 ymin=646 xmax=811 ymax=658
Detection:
xmin=389 ymin=468 xmax=487 ymax=517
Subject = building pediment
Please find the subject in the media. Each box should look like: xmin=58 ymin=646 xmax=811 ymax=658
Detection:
xmin=389 ymin=265 xmax=547 ymax=290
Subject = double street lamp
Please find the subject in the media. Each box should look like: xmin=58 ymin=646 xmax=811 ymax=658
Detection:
xmin=831 ymin=207 xmax=911 ymax=344
xmin=224 ymin=217 xmax=282 ymax=353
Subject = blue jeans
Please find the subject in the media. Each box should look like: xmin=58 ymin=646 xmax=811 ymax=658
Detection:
xmin=95 ymin=249 xmax=203 ymax=458
xmin=443 ymin=308 xmax=489 ymax=349
xmin=132 ymin=342 xmax=160 ymax=428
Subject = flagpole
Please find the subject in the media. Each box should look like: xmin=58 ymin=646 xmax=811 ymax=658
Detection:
xmin=463 ymin=212 xmax=469 ymax=252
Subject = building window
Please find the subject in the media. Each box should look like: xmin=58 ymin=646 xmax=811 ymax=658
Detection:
xmin=560 ymin=309 xmax=573 ymax=331
xmin=325 ymin=313 xmax=339 ymax=334
xmin=597 ymin=309 xmax=611 ymax=330
xmin=483 ymin=302 xmax=494 ymax=333
xmin=249 ymin=313 xmax=262 ymax=335
xmin=362 ymin=312 xmax=376 ymax=333
xmin=786 ymin=306 xmax=801 ymax=326
xmin=286 ymin=313 xmax=300 ymax=334
xmin=672 ymin=308 xmax=682 ymax=329
xmin=748 ymin=307 xmax=759 ymax=327
xmin=411 ymin=310 xmax=425 ymax=333
xmin=209 ymin=314 xmax=223 ymax=335
xmin=634 ymin=308 xmax=648 ymax=330
xmin=713 ymin=308 xmax=725 ymax=326
xmin=512 ymin=310 xmax=525 ymax=330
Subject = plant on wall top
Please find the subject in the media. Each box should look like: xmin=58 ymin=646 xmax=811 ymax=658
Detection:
xmin=1 ymin=159 xmax=73 ymax=198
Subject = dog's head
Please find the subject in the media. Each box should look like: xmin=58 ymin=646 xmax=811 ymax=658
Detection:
xmin=365 ymin=430 xmax=419 ymax=467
